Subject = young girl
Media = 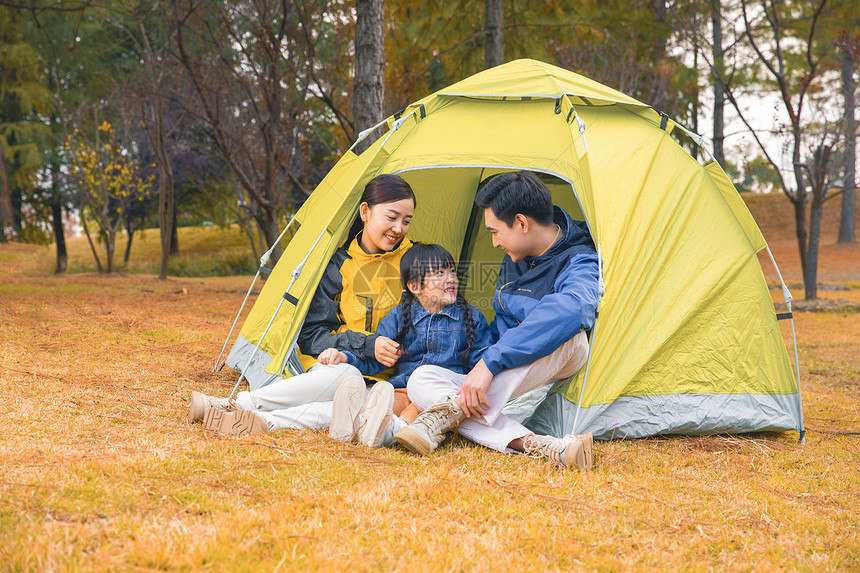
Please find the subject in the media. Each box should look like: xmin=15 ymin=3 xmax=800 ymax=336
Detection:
xmin=321 ymin=243 xmax=494 ymax=448
xmin=191 ymin=174 xmax=416 ymax=435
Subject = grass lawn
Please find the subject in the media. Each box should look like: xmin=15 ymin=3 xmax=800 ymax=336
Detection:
xmin=62 ymin=225 xmax=259 ymax=277
xmin=0 ymin=195 xmax=858 ymax=571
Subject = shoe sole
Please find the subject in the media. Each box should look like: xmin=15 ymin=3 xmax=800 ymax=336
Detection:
xmin=329 ymin=376 xmax=366 ymax=442
xmin=565 ymin=432 xmax=593 ymax=471
xmin=203 ymin=407 xmax=267 ymax=437
xmin=393 ymin=426 xmax=433 ymax=456
xmin=357 ymin=382 xmax=394 ymax=447
xmin=189 ymin=391 xmax=206 ymax=423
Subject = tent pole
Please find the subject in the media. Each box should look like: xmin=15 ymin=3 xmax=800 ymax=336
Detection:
xmin=227 ymin=227 xmax=329 ymax=401
xmin=572 ymin=243 xmax=604 ymax=436
xmin=348 ymin=118 xmax=389 ymax=154
xmin=766 ymin=246 xmax=805 ymax=444
xmin=213 ymin=215 xmax=297 ymax=372
xmin=672 ymin=122 xmax=715 ymax=164
xmin=280 ymin=319 xmax=307 ymax=378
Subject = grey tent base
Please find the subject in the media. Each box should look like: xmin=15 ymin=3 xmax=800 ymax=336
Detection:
xmin=224 ymin=334 xmax=284 ymax=392
xmin=521 ymin=391 xmax=804 ymax=440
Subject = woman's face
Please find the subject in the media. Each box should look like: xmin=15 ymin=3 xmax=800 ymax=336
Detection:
xmin=359 ymin=198 xmax=414 ymax=253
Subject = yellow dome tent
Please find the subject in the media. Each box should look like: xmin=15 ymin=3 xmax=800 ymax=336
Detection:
xmin=221 ymin=59 xmax=803 ymax=440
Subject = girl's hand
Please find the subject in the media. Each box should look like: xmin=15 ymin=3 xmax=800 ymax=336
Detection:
xmin=318 ymin=348 xmax=347 ymax=365
xmin=374 ymin=336 xmax=403 ymax=367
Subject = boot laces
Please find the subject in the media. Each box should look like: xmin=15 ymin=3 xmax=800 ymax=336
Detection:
xmin=523 ymin=435 xmax=567 ymax=465
xmin=415 ymin=400 xmax=460 ymax=435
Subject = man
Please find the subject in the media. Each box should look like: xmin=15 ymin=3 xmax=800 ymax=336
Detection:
xmin=393 ymin=171 xmax=599 ymax=470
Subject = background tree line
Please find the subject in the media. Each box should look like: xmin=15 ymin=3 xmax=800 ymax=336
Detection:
xmin=0 ymin=0 xmax=856 ymax=299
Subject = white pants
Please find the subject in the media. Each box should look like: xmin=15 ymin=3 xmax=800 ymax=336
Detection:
xmin=235 ymin=362 xmax=362 ymax=430
xmin=407 ymin=331 xmax=589 ymax=452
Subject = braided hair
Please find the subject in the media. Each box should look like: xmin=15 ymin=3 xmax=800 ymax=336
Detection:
xmin=456 ymin=294 xmax=476 ymax=367
xmin=393 ymin=243 xmax=475 ymax=367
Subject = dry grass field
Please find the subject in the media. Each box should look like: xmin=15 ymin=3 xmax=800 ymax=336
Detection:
xmin=1 ymin=194 xmax=858 ymax=571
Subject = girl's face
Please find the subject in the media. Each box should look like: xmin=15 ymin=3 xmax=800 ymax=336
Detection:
xmin=408 ymin=266 xmax=458 ymax=314
xmin=359 ymin=198 xmax=414 ymax=254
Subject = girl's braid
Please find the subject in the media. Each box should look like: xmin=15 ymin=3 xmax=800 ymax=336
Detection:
xmin=392 ymin=290 xmax=413 ymax=361
xmin=457 ymin=295 xmax=475 ymax=367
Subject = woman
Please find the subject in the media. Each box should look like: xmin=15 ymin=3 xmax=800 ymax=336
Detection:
xmin=190 ymin=174 xmax=416 ymax=435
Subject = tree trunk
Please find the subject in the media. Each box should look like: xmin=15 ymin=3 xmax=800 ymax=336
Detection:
xmin=51 ymin=199 xmax=67 ymax=274
xmin=485 ymin=0 xmax=503 ymax=69
xmin=0 ymin=136 xmax=12 ymax=241
xmin=839 ymin=48 xmax=856 ymax=243
xmin=805 ymin=144 xmax=834 ymax=301
xmin=792 ymin=159 xmax=811 ymax=298
xmin=234 ymin=180 xmax=260 ymax=264
xmin=260 ymin=203 xmax=281 ymax=262
xmin=805 ymin=201 xmax=821 ymax=300
xmin=106 ymin=226 xmax=115 ymax=274
xmin=690 ymin=3 xmax=699 ymax=161
xmin=170 ymin=196 xmax=179 ymax=255
xmin=711 ymin=0 xmax=726 ymax=168
xmin=792 ymin=195 xmax=808 ymax=277
xmin=50 ymin=159 xmax=67 ymax=274
xmin=158 ymin=164 xmax=176 ymax=279
xmin=124 ymin=215 xmax=134 ymax=265
xmin=81 ymin=216 xmax=104 ymax=273
xmin=353 ymin=0 xmax=386 ymax=155
xmin=244 ymin=221 xmax=260 ymax=267
xmin=11 ymin=186 xmax=22 ymax=233
xmin=150 ymin=96 xmax=176 ymax=280
xmin=649 ymin=0 xmax=668 ymax=111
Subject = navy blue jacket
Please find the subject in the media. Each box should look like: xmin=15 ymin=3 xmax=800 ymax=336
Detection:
xmin=343 ymin=300 xmax=493 ymax=388
xmin=481 ymin=206 xmax=600 ymax=375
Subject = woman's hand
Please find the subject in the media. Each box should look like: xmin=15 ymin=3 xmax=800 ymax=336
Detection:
xmin=318 ymin=348 xmax=347 ymax=365
xmin=374 ymin=336 xmax=403 ymax=367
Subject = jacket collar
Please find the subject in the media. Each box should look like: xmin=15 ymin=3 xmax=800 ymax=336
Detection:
xmin=525 ymin=206 xmax=594 ymax=265
xmin=347 ymin=234 xmax=412 ymax=262
xmin=409 ymin=298 xmax=461 ymax=323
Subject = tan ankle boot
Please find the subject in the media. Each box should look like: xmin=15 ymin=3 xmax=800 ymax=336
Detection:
xmin=393 ymin=397 xmax=466 ymax=456
xmin=523 ymin=432 xmax=593 ymax=471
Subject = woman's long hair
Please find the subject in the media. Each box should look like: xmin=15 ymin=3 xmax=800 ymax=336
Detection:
xmin=393 ymin=244 xmax=475 ymax=367
xmin=346 ymin=174 xmax=416 ymax=245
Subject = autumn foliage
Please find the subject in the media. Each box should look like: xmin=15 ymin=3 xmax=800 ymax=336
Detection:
xmin=64 ymin=121 xmax=153 ymax=273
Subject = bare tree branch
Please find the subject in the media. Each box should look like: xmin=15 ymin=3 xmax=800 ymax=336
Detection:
xmin=0 ymin=0 xmax=94 ymax=11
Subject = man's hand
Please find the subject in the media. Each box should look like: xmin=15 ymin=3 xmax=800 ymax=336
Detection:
xmin=318 ymin=348 xmax=347 ymax=365
xmin=374 ymin=336 xmax=403 ymax=367
xmin=456 ymin=359 xmax=493 ymax=418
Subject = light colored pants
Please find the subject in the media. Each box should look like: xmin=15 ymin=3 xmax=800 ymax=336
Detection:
xmin=407 ymin=331 xmax=589 ymax=452
xmin=235 ymin=362 xmax=361 ymax=430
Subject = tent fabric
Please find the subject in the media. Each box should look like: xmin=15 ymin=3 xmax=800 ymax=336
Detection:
xmin=224 ymin=59 xmax=802 ymax=440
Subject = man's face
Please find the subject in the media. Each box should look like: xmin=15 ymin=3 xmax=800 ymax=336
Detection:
xmin=484 ymin=208 xmax=530 ymax=263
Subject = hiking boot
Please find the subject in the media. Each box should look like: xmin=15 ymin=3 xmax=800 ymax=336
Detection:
xmin=523 ymin=432 xmax=593 ymax=471
xmin=356 ymin=381 xmax=396 ymax=447
xmin=203 ymin=406 xmax=269 ymax=437
xmin=189 ymin=391 xmax=232 ymax=423
xmin=394 ymin=396 xmax=466 ymax=456
xmin=329 ymin=376 xmax=367 ymax=443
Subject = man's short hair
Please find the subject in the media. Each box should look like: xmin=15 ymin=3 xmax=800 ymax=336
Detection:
xmin=475 ymin=171 xmax=554 ymax=226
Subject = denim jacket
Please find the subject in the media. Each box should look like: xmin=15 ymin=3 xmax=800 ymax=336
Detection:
xmin=342 ymin=299 xmax=493 ymax=388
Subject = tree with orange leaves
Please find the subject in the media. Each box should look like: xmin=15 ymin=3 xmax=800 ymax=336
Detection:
xmin=65 ymin=118 xmax=153 ymax=273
